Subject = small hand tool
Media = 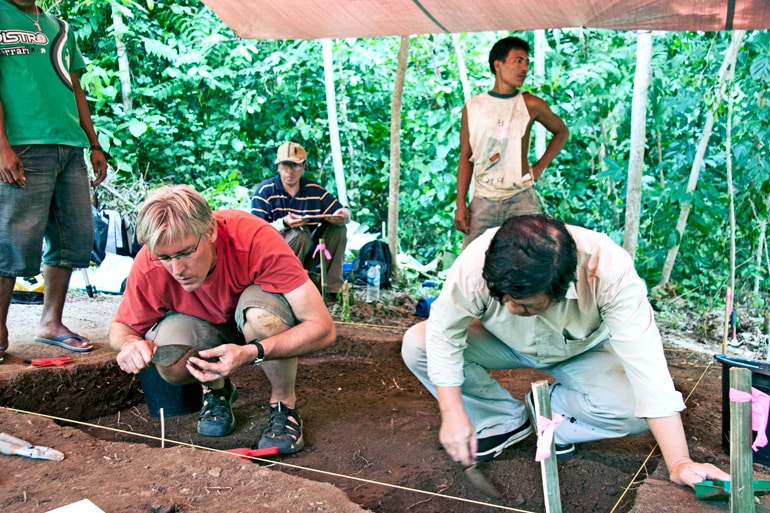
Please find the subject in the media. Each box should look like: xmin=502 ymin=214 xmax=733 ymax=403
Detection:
xmin=24 ymin=357 xmax=72 ymax=367
xmin=225 ymin=447 xmax=280 ymax=460
xmin=0 ymin=432 xmax=65 ymax=461
xmin=464 ymin=463 xmax=502 ymax=499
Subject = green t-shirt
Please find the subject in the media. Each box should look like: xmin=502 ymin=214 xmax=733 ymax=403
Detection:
xmin=0 ymin=3 xmax=88 ymax=146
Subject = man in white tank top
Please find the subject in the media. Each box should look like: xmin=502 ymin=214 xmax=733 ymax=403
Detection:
xmin=455 ymin=36 xmax=569 ymax=248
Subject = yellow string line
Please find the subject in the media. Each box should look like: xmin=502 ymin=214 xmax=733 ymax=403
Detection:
xmin=335 ymin=321 xmax=410 ymax=330
xmin=608 ymin=358 xmax=716 ymax=513
xmin=2 ymin=406 xmax=535 ymax=513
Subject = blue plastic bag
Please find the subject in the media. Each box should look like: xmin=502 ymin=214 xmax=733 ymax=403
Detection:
xmin=415 ymin=296 xmax=437 ymax=318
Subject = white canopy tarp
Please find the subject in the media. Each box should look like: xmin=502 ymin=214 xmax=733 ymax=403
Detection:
xmin=202 ymin=0 xmax=769 ymax=40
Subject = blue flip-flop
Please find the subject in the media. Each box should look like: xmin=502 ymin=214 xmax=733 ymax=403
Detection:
xmin=33 ymin=334 xmax=94 ymax=353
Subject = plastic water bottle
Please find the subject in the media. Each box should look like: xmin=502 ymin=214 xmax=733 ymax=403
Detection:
xmin=365 ymin=265 xmax=380 ymax=303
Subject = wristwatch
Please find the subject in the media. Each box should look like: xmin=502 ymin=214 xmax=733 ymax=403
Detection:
xmin=248 ymin=340 xmax=264 ymax=366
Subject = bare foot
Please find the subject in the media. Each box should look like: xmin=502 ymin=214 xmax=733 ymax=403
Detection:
xmin=0 ymin=324 xmax=8 ymax=363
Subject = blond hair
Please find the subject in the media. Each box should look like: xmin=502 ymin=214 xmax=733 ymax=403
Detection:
xmin=135 ymin=184 xmax=214 ymax=253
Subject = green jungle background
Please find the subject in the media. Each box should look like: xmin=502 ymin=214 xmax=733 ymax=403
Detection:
xmin=39 ymin=1 xmax=770 ymax=320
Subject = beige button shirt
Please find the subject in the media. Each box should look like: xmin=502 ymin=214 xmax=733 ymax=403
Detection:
xmin=425 ymin=224 xmax=685 ymax=419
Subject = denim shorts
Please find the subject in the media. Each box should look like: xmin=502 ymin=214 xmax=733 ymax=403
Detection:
xmin=0 ymin=145 xmax=92 ymax=277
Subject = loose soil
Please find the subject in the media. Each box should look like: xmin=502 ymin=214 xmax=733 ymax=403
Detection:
xmin=1 ymin=291 xmax=770 ymax=513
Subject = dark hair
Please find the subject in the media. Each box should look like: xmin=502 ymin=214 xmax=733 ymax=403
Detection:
xmin=482 ymin=215 xmax=577 ymax=302
xmin=488 ymin=36 xmax=530 ymax=75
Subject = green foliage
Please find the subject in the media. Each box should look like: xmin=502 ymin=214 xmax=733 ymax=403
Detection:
xmin=49 ymin=0 xmax=770 ymax=311
xmin=538 ymin=30 xmax=770 ymax=314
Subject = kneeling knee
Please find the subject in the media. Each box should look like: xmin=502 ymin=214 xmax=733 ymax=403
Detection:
xmin=244 ymin=307 xmax=291 ymax=340
xmin=401 ymin=323 xmax=427 ymax=369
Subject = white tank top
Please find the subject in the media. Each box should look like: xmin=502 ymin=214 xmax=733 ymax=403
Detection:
xmin=466 ymin=92 xmax=532 ymax=200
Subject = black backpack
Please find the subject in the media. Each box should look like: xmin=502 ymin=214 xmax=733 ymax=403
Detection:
xmin=91 ymin=207 xmax=141 ymax=265
xmin=351 ymin=240 xmax=392 ymax=289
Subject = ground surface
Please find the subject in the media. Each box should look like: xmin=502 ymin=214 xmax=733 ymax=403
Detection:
xmin=1 ymin=291 xmax=770 ymax=513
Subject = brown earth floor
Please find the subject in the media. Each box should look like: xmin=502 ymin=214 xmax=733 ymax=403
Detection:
xmin=1 ymin=292 xmax=770 ymax=513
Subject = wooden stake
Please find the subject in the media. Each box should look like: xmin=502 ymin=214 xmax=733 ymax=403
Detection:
xmin=764 ymin=311 xmax=770 ymax=362
xmin=729 ymin=367 xmax=755 ymax=513
xmin=318 ymin=238 xmax=328 ymax=298
xmin=340 ymin=280 xmax=350 ymax=321
xmin=160 ymin=407 xmax=166 ymax=449
xmin=723 ymin=286 xmax=732 ymax=355
xmin=532 ymin=380 xmax=562 ymax=513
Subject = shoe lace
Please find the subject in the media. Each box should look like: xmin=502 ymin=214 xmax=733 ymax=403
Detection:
xmin=264 ymin=403 xmax=300 ymax=440
xmin=200 ymin=386 xmax=229 ymax=421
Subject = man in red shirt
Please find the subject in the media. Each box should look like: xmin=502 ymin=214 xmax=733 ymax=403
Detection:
xmin=110 ymin=185 xmax=335 ymax=454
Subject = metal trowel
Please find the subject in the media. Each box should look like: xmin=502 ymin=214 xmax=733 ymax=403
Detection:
xmin=464 ymin=463 xmax=502 ymax=499
xmin=0 ymin=432 xmax=65 ymax=461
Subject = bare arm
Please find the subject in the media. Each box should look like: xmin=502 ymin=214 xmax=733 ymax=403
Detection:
xmin=647 ymin=415 xmax=729 ymax=488
xmin=71 ymin=71 xmax=107 ymax=186
xmin=525 ymin=94 xmax=569 ymax=180
xmin=436 ymin=385 xmax=477 ymax=467
xmin=454 ymin=106 xmax=473 ymax=234
xmin=0 ymin=98 xmax=25 ymax=187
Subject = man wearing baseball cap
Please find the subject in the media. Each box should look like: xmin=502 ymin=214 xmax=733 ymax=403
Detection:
xmin=251 ymin=142 xmax=351 ymax=297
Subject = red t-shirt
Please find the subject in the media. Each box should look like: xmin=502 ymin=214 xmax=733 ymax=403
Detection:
xmin=114 ymin=210 xmax=308 ymax=334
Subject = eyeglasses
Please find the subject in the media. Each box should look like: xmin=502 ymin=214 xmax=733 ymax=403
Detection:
xmin=149 ymin=236 xmax=202 ymax=266
xmin=279 ymin=162 xmax=305 ymax=171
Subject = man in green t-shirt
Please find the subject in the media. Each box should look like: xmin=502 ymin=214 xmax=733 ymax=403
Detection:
xmin=0 ymin=1 xmax=108 ymax=364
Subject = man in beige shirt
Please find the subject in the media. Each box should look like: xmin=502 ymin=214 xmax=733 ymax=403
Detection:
xmin=403 ymin=215 xmax=728 ymax=490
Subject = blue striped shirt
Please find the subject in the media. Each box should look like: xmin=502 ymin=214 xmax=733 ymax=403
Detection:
xmin=250 ymin=176 xmax=342 ymax=228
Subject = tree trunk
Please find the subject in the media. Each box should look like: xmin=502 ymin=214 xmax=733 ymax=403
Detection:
xmin=722 ymin=93 xmax=737 ymax=346
xmin=387 ymin=36 xmax=410 ymax=277
xmin=451 ymin=33 xmax=470 ymax=103
xmin=623 ymin=31 xmax=652 ymax=259
xmin=534 ymin=30 xmax=548 ymax=158
xmin=322 ymin=39 xmax=349 ymax=205
xmin=656 ymin=30 xmax=746 ymax=288
xmin=112 ymin=8 xmax=132 ymax=112
xmin=726 ymin=92 xmax=736 ymax=301
xmin=453 ymin=33 xmax=473 ymax=198
xmin=754 ymin=199 xmax=768 ymax=294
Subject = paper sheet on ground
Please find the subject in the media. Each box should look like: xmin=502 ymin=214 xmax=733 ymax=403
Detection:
xmin=46 ymin=499 xmax=105 ymax=513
